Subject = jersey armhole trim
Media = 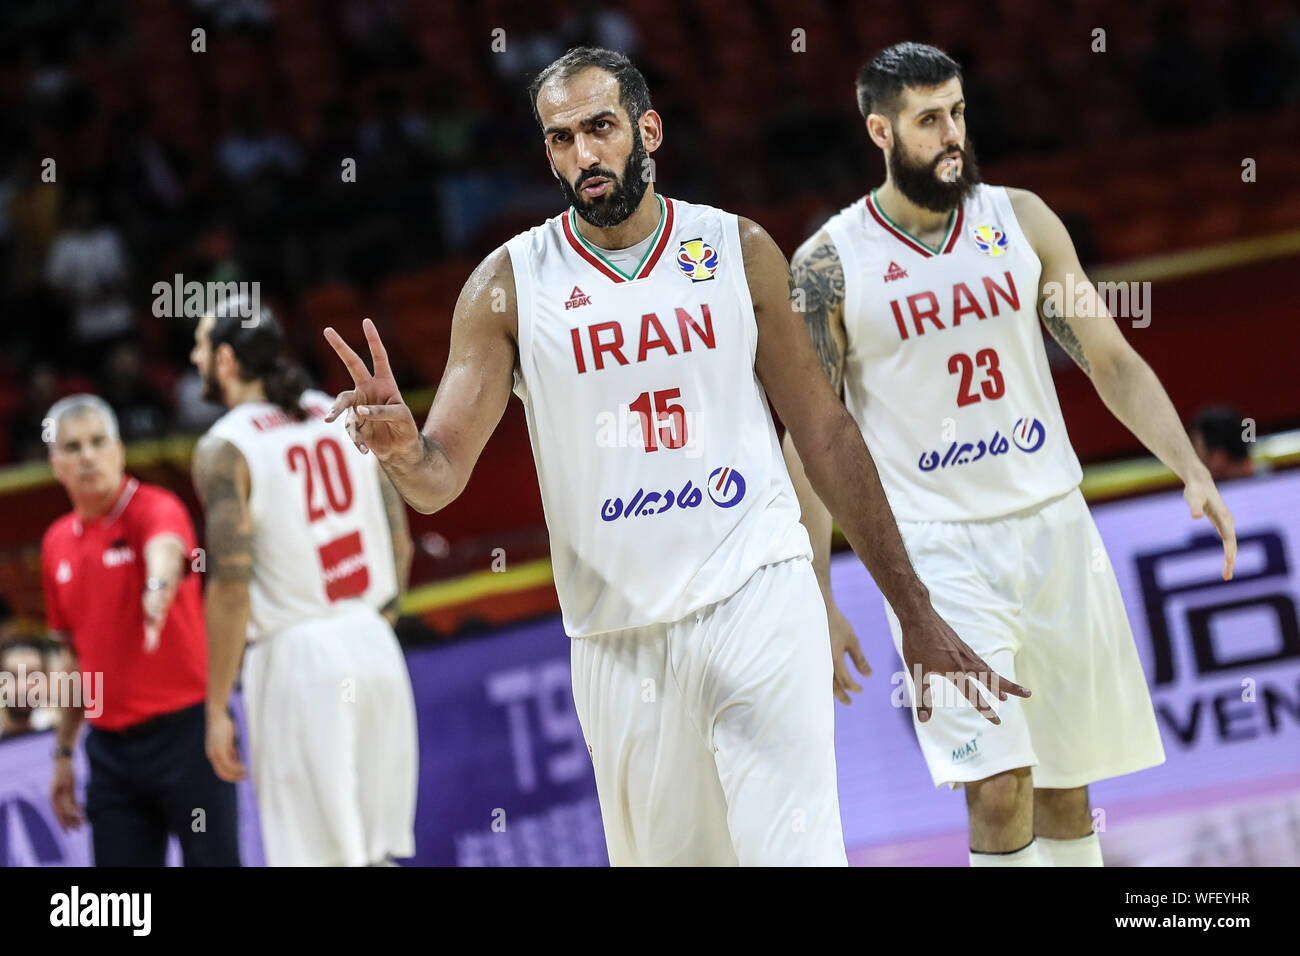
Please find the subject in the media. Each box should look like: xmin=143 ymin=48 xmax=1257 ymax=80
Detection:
xmin=724 ymin=212 xmax=759 ymax=364
xmin=504 ymin=236 xmax=533 ymax=400
xmin=823 ymin=215 xmax=858 ymax=369
xmin=990 ymin=186 xmax=1042 ymax=277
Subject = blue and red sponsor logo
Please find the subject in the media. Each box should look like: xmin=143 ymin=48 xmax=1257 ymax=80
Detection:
xmin=917 ymin=417 xmax=1046 ymax=472
xmin=1010 ymin=416 xmax=1045 ymax=452
xmin=707 ymin=466 xmax=746 ymax=507
xmin=601 ymin=466 xmax=746 ymax=520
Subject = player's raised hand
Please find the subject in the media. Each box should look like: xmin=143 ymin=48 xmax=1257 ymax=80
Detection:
xmin=1184 ymin=474 xmax=1237 ymax=580
xmin=899 ymin=608 xmax=1030 ymax=725
xmin=828 ymin=603 xmax=871 ymax=705
xmin=323 ymin=319 xmax=421 ymax=463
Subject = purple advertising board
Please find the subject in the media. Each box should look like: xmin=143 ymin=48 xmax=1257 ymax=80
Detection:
xmin=0 ymin=695 xmax=264 ymax=866
xmin=832 ymin=469 xmax=1300 ymax=865
xmin=4 ymin=471 xmax=1297 ymax=866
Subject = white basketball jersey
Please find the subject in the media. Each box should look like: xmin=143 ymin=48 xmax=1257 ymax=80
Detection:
xmin=205 ymin=389 xmax=398 ymax=639
xmin=824 ymin=184 xmax=1082 ymax=522
xmin=506 ymin=195 xmax=811 ymax=637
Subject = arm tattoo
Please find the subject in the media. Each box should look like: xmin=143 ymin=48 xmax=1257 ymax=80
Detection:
xmin=1039 ymin=296 xmax=1092 ymax=375
xmin=791 ymin=240 xmax=847 ymax=396
xmin=192 ymin=436 xmax=253 ymax=584
xmin=377 ymin=468 xmax=412 ymax=592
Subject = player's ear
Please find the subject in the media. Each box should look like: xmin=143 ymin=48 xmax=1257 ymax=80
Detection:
xmin=639 ymin=109 xmax=664 ymax=154
xmin=215 ymin=342 xmax=238 ymax=379
xmin=866 ymin=113 xmax=892 ymax=152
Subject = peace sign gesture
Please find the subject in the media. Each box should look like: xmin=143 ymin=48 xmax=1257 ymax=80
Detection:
xmin=323 ymin=318 xmax=421 ymax=464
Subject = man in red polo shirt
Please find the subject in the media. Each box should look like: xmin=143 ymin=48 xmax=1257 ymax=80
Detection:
xmin=41 ymin=393 xmax=239 ymax=866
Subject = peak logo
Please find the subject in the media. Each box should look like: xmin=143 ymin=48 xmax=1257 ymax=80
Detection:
xmin=564 ymin=286 xmax=592 ymax=310
xmin=601 ymin=467 xmax=746 ymax=521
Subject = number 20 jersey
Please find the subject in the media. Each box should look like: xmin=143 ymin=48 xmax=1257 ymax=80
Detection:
xmin=204 ymin=389 xmax=397 ymax=639
xmin=824 ymin=183 xmax=1082 ymax=523
xmin=506 ymin=196 xmax=812 ymax=637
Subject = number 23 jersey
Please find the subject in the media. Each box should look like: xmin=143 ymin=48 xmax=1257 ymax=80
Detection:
xmin=825 ymin=183 xmax=1083 ymax=523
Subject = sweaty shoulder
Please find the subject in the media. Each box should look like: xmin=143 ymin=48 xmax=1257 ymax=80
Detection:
xmin=735 ymin=215 xmax=789 ymax=277
xmin=457 ymin=243 xmax=518 ymax=344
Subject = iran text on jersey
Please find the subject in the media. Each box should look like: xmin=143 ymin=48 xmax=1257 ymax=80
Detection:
xmin=507 ymin=196 xmax=811 ymax=636
xmin=825 ymin=183 xmax=1083 ymax=523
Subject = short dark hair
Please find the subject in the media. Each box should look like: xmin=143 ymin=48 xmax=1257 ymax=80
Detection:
xmin=1191 ymin=405 xmax=1249 ymax=461
xmin=528 ymin=47 xmax=652 ymax=129
xmin=856 ymin=42 xmax=963 ymax=121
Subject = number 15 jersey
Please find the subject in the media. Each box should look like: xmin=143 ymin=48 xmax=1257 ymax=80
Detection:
xmin=506 ymin=196 xmax=811 ymax=637
xmin=824 ymin=183 xmax=1082 ymax=523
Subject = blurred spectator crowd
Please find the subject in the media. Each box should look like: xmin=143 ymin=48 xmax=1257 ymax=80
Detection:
xmin=3 ymin=0 xmax=1300 ymax=464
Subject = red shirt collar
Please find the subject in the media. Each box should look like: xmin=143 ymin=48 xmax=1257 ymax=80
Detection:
xmin=73 ymin=476 xmax=139 ymax=536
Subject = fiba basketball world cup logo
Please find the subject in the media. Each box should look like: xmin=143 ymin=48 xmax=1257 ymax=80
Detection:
xmin=677 ymin=239 xmax=719 ymax=282
xmin=971 ymin=225 xmax=1008 ymax=257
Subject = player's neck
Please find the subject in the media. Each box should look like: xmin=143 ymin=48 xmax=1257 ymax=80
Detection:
xmin=874 ymin=181 xmax=957 ymax=237
xmin=73 ymin=475 xmax=128 ymax=522
xmin=224 ymin=379 xmax=268 ymax=409
xmin=572 ymin=187 xmax=662 ymax=250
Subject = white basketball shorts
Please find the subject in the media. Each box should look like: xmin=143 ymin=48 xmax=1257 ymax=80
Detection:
xmin=883 ymin=487 xmax=1166 ymax=790
xmin=571 ymin=556 xmax=847 ymax=866
xmin=242 ymin=603 xmax=419 ymax=866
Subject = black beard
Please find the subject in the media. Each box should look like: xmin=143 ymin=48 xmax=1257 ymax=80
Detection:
xmin=201 ymin=366 xmax=224 ymax=405
xmin=559 ymin=127 xmax=650 ymax=228
xmin=888 ymin=136 xmax=982 ymax=213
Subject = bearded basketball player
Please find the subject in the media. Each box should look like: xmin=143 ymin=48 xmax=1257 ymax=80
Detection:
xmin=783 ymin=42 xmax=1237 ymax=867
xmin=323 ymin=47 xmax=1029 ymax=866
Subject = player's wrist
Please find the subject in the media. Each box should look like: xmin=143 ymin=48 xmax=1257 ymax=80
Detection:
xmin=892 ymin=585 xmax=934 ymax=626
xmin=1183 ymin=460 xmax=1213 ymax=488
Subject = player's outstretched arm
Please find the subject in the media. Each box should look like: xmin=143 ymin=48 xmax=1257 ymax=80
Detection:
xmin=324 ymin=247 xmax=518 ymax=515
xmin=1010 ymin=188 xmax=1237 ymax=579
xmin=192 ymin=434 xmax=252 ymax=783
xmin=781 ymin=231 xmax=872 ymax=704
xmin=742 ymin=217 xmax=1029 ymax=723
